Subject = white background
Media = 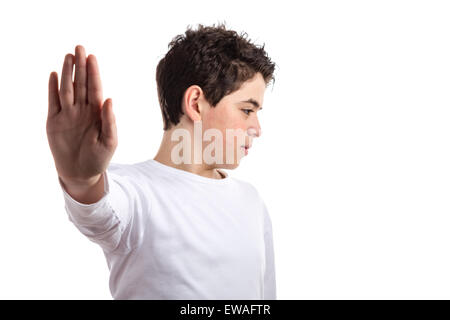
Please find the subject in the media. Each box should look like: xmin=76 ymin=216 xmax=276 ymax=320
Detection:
xmin=0 ymin=0 xmax=449 ymax=299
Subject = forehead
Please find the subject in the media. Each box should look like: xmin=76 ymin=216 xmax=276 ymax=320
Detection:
xmin=223 ymin=72 xmax=266 ymax=103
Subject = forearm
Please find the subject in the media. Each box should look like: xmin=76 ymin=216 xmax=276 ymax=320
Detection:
xmin=59 ymin=168 xmax=143 ymax=254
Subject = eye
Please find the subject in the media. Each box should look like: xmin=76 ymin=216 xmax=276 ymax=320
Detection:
xmin=242 ymin=109 xmax=254 ymax=115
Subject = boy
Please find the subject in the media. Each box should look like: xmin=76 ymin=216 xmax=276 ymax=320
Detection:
xmin=46 ymin=23 xmax=277 ymax=299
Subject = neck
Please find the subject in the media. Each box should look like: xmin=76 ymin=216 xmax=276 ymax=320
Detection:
xmin=153 ymin=127 xmax=224 ymax=180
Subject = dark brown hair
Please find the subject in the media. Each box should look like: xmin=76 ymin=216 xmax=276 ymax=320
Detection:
xmin=156 ymin=22 xmax=276 ymax=130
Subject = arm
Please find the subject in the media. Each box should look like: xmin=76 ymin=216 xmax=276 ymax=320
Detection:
xmin=59 ymin=167 xmax=144 ymax=254
xmin=47 ymin=45 xmax=134 ymax=253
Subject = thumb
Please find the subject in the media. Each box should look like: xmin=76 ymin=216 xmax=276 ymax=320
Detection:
xmin=100 ymin=98 xmax=117 ymax=147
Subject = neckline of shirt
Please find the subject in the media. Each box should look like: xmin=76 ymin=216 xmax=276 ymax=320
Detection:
xmin=145 ymin=159 xmax=231 ymax=185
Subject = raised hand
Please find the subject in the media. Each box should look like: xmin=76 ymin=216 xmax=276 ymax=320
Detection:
xmin=46 ymin=45 xmax=117 ymax=188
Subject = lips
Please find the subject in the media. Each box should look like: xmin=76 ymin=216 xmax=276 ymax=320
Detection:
xmin=241 ymin=145 xmax=251 ymax=155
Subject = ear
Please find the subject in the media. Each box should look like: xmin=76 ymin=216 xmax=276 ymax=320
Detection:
xmin=183 ymin=85 xmax=205 ymax=123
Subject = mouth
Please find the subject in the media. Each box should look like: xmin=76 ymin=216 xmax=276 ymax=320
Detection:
xmin=241 ymin=145 xmax=251 ymax=155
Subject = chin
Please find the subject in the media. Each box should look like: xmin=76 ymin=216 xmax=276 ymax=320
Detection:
xmin=218 ymin=162 xmax=240 ymax=170
xmin=215 ymin=156 xmax=245 ymax=170
xmin=207 ymin=150 xmax=246 ymax=170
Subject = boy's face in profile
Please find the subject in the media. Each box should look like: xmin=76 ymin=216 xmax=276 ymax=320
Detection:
xmin=200 ymin=72 xmax=266 ymax=169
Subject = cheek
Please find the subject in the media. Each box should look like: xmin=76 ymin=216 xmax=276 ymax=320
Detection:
xmin=219 ymin=109 xmax=246 ymax=130
xmin=204 ymin=108 xmax=247 ymax=151
xmin=203 ymin=108 xmax=224 ymax=131
xmin=205 ymin=108 xmax=243 ymax=132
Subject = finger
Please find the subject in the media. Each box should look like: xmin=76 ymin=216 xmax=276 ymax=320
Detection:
xmin=59 ymin=54 xmax=74 ymax=107
xmin=48 ymin=72 xmax=61 ymax=118
xmin=100 ymin=99 xmax=117 ymax=148
xmin=87 ymin=54 xmax=103 ymax=107
xmin=74 ymin=45 xmax=87 ymax=105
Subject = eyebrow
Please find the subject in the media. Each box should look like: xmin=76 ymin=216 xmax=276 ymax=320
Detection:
xmin=238 ymin=99 xmax=263 ymax=110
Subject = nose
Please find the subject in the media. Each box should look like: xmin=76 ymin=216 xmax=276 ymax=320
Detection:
xmin=247 ymin=119 xmax=261 ymax=138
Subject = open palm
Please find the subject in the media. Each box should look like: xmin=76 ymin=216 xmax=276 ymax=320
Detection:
xmin=46 ymin=45 xmax=117 ymax=183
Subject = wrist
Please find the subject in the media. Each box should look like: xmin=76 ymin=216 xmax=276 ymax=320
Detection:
xmin=59 ymin=173 xmax=103 ymax=189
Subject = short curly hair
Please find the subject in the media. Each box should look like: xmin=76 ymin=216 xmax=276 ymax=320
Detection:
xmin=156 ymin=22 xmax=276 ymax=130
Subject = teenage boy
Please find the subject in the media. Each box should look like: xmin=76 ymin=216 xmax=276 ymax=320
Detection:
xmin=46 ymin=23 xmax=277 ymax=299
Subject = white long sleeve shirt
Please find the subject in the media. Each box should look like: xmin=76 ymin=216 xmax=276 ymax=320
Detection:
xmin=59 ymin=159 xmax=276 ymax=300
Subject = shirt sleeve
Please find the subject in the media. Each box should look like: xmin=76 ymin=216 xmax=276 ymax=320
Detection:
xmin=263 ymin=205 xmax=277 ymax=300
xmin=58 ymin=167 xmax=146 ymax=254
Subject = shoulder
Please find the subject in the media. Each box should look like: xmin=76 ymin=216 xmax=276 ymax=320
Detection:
xmin=229 ymin=176 xmax=266 ymax=206
xmin=230 ymin=175 xmax=256 ymax=191
xmin=230 ymin=177 xmax=274 ymax=233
